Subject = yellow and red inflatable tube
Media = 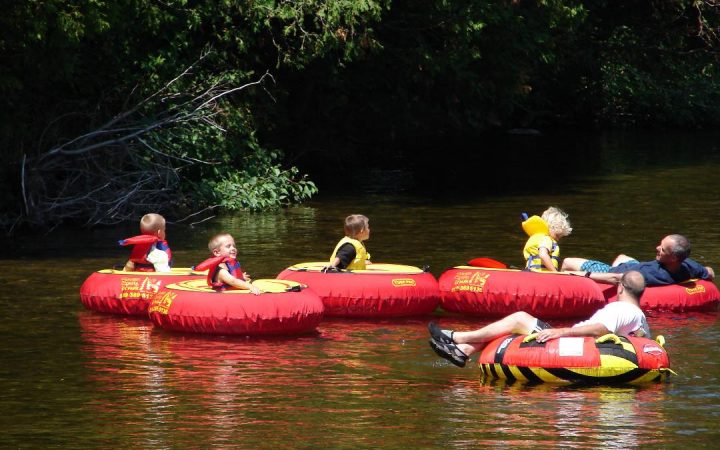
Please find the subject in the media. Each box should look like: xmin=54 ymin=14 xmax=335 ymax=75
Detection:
xmin=439 ymin=266 xmax=606 ymax=319
xmin=148 ymin=278 xmax=324 ymax=336
xmin=80 ymin=268 xmax=203 ymax=316
xmin=478 ymin=333 xmax=674 ymax=385
xmin=600 ymin=279 xmax=719 ymax=312
xmin=276 ymin=262 xmax=440 ymax=318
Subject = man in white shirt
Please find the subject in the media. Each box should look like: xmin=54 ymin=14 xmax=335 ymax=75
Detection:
xmin=429 ymin=270 xmax=650 ymax=368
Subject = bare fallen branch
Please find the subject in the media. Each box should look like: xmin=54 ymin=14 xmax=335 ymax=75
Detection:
xmin=19 ymin=54 xmax=273 ymax=229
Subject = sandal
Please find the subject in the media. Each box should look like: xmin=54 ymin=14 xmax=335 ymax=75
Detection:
xmin=428 ymin=322 xmax=454 ymax=344
xmin=429 ymin=337 xmax=468 ymax=368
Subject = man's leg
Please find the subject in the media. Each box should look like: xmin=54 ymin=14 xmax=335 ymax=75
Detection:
xmin=561 ymin=257 xmax=588 ymax=271
xmin=612 ymin=254 xmax=637 ymax=266
xmin=452 ymin=311 xmax=538 ymax=357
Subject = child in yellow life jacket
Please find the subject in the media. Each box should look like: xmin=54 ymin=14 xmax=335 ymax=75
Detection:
xmin=326 ymin=214 xmax=372 ymax=271
xmin=522 ymin=207 xmax=572 ymax=272
xmin=120 ymin=213 xmax=172 ymax=272
xmin=195 ymin=233 xmax=260 ymax=295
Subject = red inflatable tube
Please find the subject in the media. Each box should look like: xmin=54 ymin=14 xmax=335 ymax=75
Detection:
xmin=478 ymin=333 xmax=673 ymax=384
xmin=439 ymin=267 xmax=607 ymax=319
xmin=276 ymin=263 xmax=441 ymax=318
xmin=148 ymin=279 xmax=324 ymax=336
xmin=602 ymin=279 xmax=720 ymax=312
xmin=79 ymin=269 xmax=203 ymax=316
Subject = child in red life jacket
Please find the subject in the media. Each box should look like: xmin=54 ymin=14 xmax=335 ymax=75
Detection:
xmin=120 ymin=213 xmax=172 ymax=272
xmin=195 ymin=233 xmax=260 ymax=295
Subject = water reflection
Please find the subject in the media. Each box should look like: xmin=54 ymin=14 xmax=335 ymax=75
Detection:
xmin=79 ymin=314 xmax=435 ymax=447
xmin=432 ymin=375 xmax=669 ymax=448
xmin=81 ymin=311 xmax=682 ymax=448
xmin=7 ymin=132 xmax=720 ymax=448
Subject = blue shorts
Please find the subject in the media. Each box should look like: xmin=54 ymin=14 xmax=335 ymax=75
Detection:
xmin=580 ymin=259 xmax=639 ymax=273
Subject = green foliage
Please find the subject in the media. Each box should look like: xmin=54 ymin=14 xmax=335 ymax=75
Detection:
xmin=600 ymin=54 xmax=720 ymax=127
xmin=2 ymin=0 xmax=720 ymax=230
xmin=2 ymin=0 xmax=374 ymax=227
xmin=134 ymin=73 xmax=319 ymax=212
xmin=518 ymin=0 xmax=720 ymax=128
xmin=204 ymin=154 xmax=319 ymax=211
xmin=250 ymin=0 xmax=387 ymax=67
xmin=279 ymin=0 xmax=589 ymax=144
xmin=589 ymin=2 xmax=720 ymax=127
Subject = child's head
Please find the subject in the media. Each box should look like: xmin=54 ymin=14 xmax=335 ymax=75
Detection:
xmin=140 ymin=213 xmax=166 ymax=239
xmin=541 ymin=207 xmax=572 ymax=239
xmin=344 ymin=214 xmax=370 ymax=240
xmin=208 ymin=233 xmax=237 ymax=258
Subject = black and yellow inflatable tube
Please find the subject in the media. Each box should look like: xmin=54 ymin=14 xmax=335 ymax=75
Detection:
xmin=478 ymin=333 xmax=675 ymax=385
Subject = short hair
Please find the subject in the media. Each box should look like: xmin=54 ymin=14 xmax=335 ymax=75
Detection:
xmin=666 ymin=234 xmax=691 ymax=260
xmin=208 ymin=233 xmax=232 ymax=252
xmin=620 ymin=270 xmax=646 ymax=300
xmin=344 ymin=214 xmax=369 ymax=238
xmin=140 ymin=213 xmax=166 ymax=234
xmin=541 ymin=207 xmax=572 ymax=238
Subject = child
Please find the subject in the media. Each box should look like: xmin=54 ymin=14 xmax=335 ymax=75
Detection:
xmin=119 ymin=213 xmax=172 ymax=272
xmin=326 ymin=214 xmax=372 ymax=271
xmin=195 ymin=233 xmax=260 ymax=295
xmin=522 ymin=206 xmax=572 ymax=272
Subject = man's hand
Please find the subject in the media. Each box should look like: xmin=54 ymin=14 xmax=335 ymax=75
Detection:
xmin=535 ymin=328 xmax=568 ymax=343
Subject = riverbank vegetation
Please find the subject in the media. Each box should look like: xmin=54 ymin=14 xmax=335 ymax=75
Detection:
xmin=1 ymin=1 xmax=718 ymax=232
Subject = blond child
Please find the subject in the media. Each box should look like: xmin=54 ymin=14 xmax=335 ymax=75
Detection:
xmin=326 ymin=214 xmax=372 ymax=271
xmin=195 ymin=233 xmax=260 ymax=295
xmin=522 ymin=207 xmax=572 ymax=272
xmin=120 ymin=213 xmax=172 ymax=272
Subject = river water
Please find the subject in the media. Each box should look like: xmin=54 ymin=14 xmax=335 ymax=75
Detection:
xmin=1 ymin=132 xmax=719 ymax=448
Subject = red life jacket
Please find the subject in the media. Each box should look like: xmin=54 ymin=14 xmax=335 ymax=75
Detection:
xmin=194 ymin=256 xmax=244 ymax=291
xmin=119 ymin=234 xmax=173 ymax=272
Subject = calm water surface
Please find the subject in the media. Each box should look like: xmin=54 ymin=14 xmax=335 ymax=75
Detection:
xmin=1 ymin=133 xmax=720 ymax=448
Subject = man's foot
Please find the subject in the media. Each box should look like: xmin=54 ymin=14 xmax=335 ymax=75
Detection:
xmin=429 ymin=337 xmax=468 ymax=368
xmin=428 ymin=322 xmax=454 ymax=344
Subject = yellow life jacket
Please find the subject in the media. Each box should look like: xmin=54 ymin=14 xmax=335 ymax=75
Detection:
xmin=523 ymin=233 xmax=560 ymax=271
xmin=330 ymin=236 xmax=370 ymax=270
xmin=522 ymin=215 xmax=549 ymax=237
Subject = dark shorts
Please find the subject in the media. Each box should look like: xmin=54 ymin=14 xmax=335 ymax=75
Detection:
xmin=531 ymin=319 xmax=552 ymax=333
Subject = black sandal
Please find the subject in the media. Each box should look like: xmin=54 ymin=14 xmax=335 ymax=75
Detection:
xmin=429 ymin=337 xmax=468 ymax=368
xmin=428 ymin=322 xmax=454 ymax=344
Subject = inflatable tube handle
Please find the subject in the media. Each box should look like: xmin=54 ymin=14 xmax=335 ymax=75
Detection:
xmin=523 ymin=333 xmax=539 ymax=343
xmin=655 ymin=335 xmax=666 ymax=348
xmin=595 ymin=334 xmax=622 ymax=345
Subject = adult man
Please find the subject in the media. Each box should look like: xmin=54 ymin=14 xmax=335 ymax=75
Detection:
xmin=428 ymin=271 xmax=651 ymax=368
xmin=561 ymin=234 xmax=714 ymax=286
